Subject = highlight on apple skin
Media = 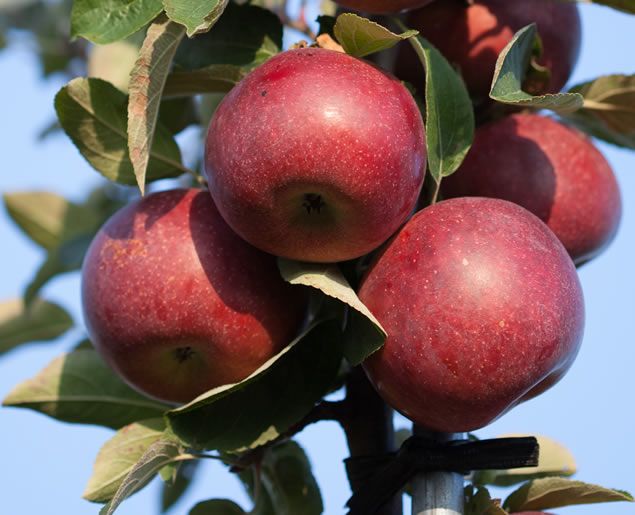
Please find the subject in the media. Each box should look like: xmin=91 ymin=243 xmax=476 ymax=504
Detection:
xmin=396 ymin=0 xmax=582 ymax=100
xmin=360 ymin=197 xmax=585 ymax=433
xmin=442 ymin=113 xmax=622 ymax=265
xmin=204 ymin=47 xmax=427 ymax=263
xmin=81 ymin=189 xmax=308 ymax=404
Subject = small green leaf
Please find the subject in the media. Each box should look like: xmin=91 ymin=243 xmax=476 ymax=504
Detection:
xmin=71 ymin=0 xmax=163 ymax=44
xmin=164 ymin=65 xmax=247 ymax=97
xmin=0 ymin=298 xmax=73 ymax=355
xmin=465 ymin=485 xmax=508 ymax=515
xmin=163 ymin=0 xmax=228 ymax=37
xmin=585 ymin=0 xmax=635 ymax=14
xmin=161 ymin=460 xmax=199 ymax=512
xmin=504 ymin=478 xmax=634 ymax=512
xmin=55 ymin=77 xmax=184 ymax=185
xmin=333 ymin=13 xmax=417 ymax=58
xmin=261 ymin=441 xmax=323 ymax=515
xmin=128 ymin=15 xmax=185 ymax=194
xmin=189 ymin=499 xmax=245 ymax=515
xmin=3 ymin=191 xmax=100 ymax=251
xmin=84 ymin=418 xmax=167 ymax=503
xmin=278 ymin=259 xmax=385 ymax=366
xmin=563 ymin=74 xmax=635 ymax=149
xmin=2 ymin=348 xmax=169 ymax=428
xmin=407 ymin=32 xmax=475 ymax=183
xmin=474 ymin=435 xmax=576 ymax=487
xmin=100 ymin=438 xmax=193 ymax=515
xmin=490 ymin=24 xmax=583 ymax=113
xmin=174 ymin=2 xmax=282 ymax=70
xmin=166 ymin=320 xmax=343 ymax=451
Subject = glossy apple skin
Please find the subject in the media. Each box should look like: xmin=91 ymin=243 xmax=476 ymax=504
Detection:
xmin=81 ymin=189 xmax=307 ymax=404
xmin=442 ymin=114 xmax=622 ymax=265
xmin=360 ymin=198 xmax=584 ymax=432
xmin=204 ymin=48 xmax=426 ymax=263
xmin=334 ymin=0 xmax=435 ymax=14
xmin=396 ymin=0 xmax=581 ymax=100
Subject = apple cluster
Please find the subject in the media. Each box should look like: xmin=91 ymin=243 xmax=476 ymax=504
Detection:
xmin=81 ymin=0 xmax=621 ymax=434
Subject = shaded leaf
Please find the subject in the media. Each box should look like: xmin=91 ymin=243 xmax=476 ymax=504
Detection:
xmin=158 ymin=97 xmax=199 ymax=133
xmin=504 ymin=478 xmax=634 ymax=512
xmin=166 ymin=320 xmax=343 ymax=451
xmin=465 ymin=485 xmax=508 ymax=515
xmin=278 ymin=259 xmax=385 ymax=366
xmin=490 ymin=24 xmax=583 ymax=113
xmin=0 ymin=298 xmax=73 ymax=355
xmin=128 ymin=15 xmax=185 ymax=194
xmin=71 ymin=0 xmax=163 ymax=44
xmin=55 ymin=77 xmax=184 ymax=185
xmin=189 ymin=499 xmax=245 ymax=515
xmin=333 ymin=13 xmax=417 ymax=58
xmin=399 ymin=24 xmax=474 ymax=182
xmin=164 ymin=0 xmax=228 ymax=37
xmin=84 ymin=418 xmax=166 ymax=503
xmin=174 ymin=2 xmax=282 ymax=70
xmin=3 ymin=348 xmax=169 ymax=428
xmin=563 ymin=74 xmax=635 ymax=149
xmin=88 ymin=40 xmax=140 ymax=92
xmin=100 ymin=438 xmax=193 ymax=515
xmin=3 ymin=191 xmax=101 ymax=251
xmin=260 ymin=441 xmax=323 ymax=515
xmin=474 ymin=435 xmax=576 ymax=487
xmin=161 ymin=460 xmax=199 ymax=512
xmin=164 ymin=65 xmax=246 ymax=97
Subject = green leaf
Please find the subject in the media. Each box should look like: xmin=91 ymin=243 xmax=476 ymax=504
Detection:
xmin=563 ymin=74 xmax=635 ymax=149
xmin=189 ymin=500 xmax=245 ymax=515
xmin=166 ymin=320 xmax=343 ymax=451
xmin=490 ymin=24 xmax=583 ymax=113
xmin=3 ymin=191 xmax=101 ymax=251
xmin=24 ymin=234 xmax=92 ymax=305
xmin=84 ymin=418 xmax=166 ymax=503
xmin=158 ymin=97 xmax=199 ymax=133
xmin=164 ymin=65 xmax=246 ymax=97
xmin=465 ymin=485 xmax=508 ymax=515
xmin=164 ymin=0 xmax=228 ymax=37
xmin=128 ymin=15 xmax=185 ymax=194
xmin=504 ymin=478 xmax=634 ymax=512
xmin=100 ymin=438 xmax=193 ymax=515
xmin=71 ymin=0 xmax=164 ymax=44
xmin=278 ymin=259 xmax=385 ymax=366
xmin=0 ymin=298 xmax=73 ymax=355
xmin=88 ymin=40 xmax=140 ymax=92
xmin=2 ymin=348 xmax=169 ymax=428
xmin=586 ymin=0 xmax=635 ymax=14
xmin=161 ymin=460 xmax=199 ymax=512
xmin=399 ymin=24 xmax=474 ymax=182
xmin=260 ymin=441 xmax=323 ymax=515
xmin=174 ymin=2 xmax=282 ymax=70
xmin=55 ymin=77 xmax=184 ymax=185
xmin=474 ymin=435 xmax=576 ymax=487
xmin=333 ymin=13 xmax=417 ymax=58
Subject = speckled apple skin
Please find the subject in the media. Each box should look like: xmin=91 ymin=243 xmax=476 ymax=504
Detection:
xmin=81 ymin=189 xmax=307 ymax=404
xmin=360 ymin=198 xmax=585 ymax=432
xmin=442 ymin=114 xmax=622 ymax=265
xmin=397 ymin=0 xmax=581 ymax=99
xmin=334 ymin=0 xmax=435 ymax=14
xmin=204 ymin=48 xmax=426 ymax=263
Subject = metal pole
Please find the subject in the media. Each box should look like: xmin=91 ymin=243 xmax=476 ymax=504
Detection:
xmin=411 ymin=429 xmax=466 ymax=515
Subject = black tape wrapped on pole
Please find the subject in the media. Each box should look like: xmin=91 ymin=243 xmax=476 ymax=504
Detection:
xmin=345 ymin=435 xmax=539 ymax=515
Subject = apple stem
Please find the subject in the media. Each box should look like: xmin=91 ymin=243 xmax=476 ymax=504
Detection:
xmin=410 ymin=429 xmax=465 ymax=515
xmin=343 ymin=367 xmax=402 ymax=515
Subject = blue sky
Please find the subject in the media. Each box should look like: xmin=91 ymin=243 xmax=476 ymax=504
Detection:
xmin=0 ymin=3 xmax=634 ymax=514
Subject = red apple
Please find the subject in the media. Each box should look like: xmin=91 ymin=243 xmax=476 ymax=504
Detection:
xmin=360 ymin=197 xmax=585 ymax=432
xmin=442 ymin=114 xmax=622 ymax=265
xmin=334 ymin=0 xmax=436 ymax=14
xmin=81 ymin=189 xmax=307 ymax=404
xmin=204 ymin=48 xmax=426 ymax=263
xmin=396 ymin=0 xmax=581 ymax=100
